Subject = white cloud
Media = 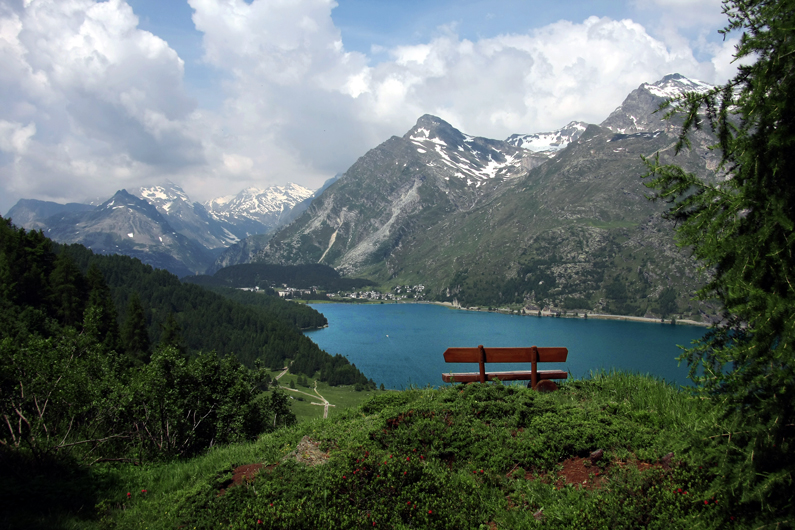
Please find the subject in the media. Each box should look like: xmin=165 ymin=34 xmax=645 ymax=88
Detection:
xmin=0 ymin=120 xmax=35 ymax=153
xmin=0 ymin=0 xmax=199 ymax=208
xmin=1 ymin=0 xmax=740 ymax=215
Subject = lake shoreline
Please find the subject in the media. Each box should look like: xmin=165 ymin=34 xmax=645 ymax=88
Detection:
xmin=429 ymin=301 xmax=710 ymax=327
xmin=307 ymin=298 xmax=710 ymax=328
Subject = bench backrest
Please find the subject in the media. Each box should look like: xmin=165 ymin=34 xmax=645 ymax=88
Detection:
xmin=443 ymin=346 xmax=568 ymax=364
xmin=443 ymin=345 xmax=568 ymax=385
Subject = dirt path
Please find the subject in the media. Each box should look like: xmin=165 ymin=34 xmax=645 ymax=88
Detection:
xmin=277 ymin=373 xmax=335 ymax=419
xmin=312 ymin=380 xmax=334 ymax=419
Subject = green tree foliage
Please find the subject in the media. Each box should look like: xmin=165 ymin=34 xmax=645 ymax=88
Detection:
xmin=0 ymin=218 xmax=350 ymax=469
xmin=121 ymin=292 xmax=151 ymax=364
xmin=642 ymin=0 xmax=795 ymax=522
xmin=656 ymin=287 xmax=678 ymax=318
xmin=185 ymin=262 xmax=375 ymax=291
xmin=85 ymin=263 xmax=120 ymax=351
xmin=159 ymin=312 xmax=187 ymax=356
xmin=124 ymin=348 xmax=281 ymax=459
xmin=59 ymin=243 xmax=368 ymax=386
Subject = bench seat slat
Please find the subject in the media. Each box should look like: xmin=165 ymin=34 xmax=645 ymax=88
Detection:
xmin=442 ymin=370 xmax=568 ymax=383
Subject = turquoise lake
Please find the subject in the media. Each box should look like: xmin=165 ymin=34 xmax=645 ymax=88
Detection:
xmin=305 ymin=303 xmax=706 ymax=390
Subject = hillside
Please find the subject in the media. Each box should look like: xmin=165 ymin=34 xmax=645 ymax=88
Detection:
xmin=254 ymin=75 xmax=721 ymax=321
xmin=9 ymin=372 xmax=761 ymax=529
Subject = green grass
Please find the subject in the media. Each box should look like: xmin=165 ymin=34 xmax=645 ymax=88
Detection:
xmin=6 ymin=371 xmax=740 ymax=530
xmin=268 ymin=372 xmax=381 ymax=422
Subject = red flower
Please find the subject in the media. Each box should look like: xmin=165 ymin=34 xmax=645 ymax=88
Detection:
xmin=406 ymin=457 xmax=410 ymax=461
xmin=126 ymin=492 xmax=131 ymax=497
xmin=141 ymin=489 xmax=147 ymax=494
xmin=428 ymin=510 xmax=433 ymax=514
xmin=257 ymin=520 xmax=262 ymax=524
xmin=704 ymin=500 xmax=709 ymax=505
xmin=343 ymin=475 xmax=347 ymax=479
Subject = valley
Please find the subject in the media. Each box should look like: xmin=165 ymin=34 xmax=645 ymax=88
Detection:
xmin=5 ymin=74 xmax=720 ymax=322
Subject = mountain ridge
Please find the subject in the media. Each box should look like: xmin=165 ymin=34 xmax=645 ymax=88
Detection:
xmin=253 ymin=73 xmax=719 ymax=320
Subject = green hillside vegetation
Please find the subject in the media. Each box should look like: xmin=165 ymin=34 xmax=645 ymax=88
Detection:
xmin=185 ymin=263 xmax=376 ymax=292
xmin=0 ymin=217 xmax=376 ymax=460
xmin=7 ymin=373 xmax=762 ymax=529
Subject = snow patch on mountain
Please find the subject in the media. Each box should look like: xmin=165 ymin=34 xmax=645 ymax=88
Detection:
xmin=505 ymin=121 xmax=588 ymax=154
xmin=644 ymin=73 xmax=713 ymax=99
xmin=204 ymin=183 xmax=314 ymax=222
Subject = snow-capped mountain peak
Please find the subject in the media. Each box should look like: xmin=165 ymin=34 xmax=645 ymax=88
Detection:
xmin=600 ymin=73 xmax=715 ymax=134
xmin=205 ymin=183 xmax=314 ymax=218
xmin=505 ymin=121 xmax=589 ymax=154
xmin=404 ymin=115 xmax=526 ymax=186
xmin=643 ymin=73 xmax=713 ymax=100
xmin=130 ymin=181 xmax=191 ymax=214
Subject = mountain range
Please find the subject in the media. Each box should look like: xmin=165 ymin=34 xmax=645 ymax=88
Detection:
xmin=4 ymin=73 xmax=719 ymax=319
xmin=253 ymin=73 xmax=720 ymax=320
xmin=5 ymin=182 xmax=314 ymax=277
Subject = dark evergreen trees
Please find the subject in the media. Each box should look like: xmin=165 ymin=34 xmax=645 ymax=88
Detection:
xmin=159 ymin=312 xmax=187 ymax=356
xmin=121 ymin=293 xmax=151 ymax=364
xmin=643 ymin=0 xmax=795 ymax=522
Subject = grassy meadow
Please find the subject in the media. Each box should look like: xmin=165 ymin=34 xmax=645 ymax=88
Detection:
xmin=3 ymin=370 xmax=753 ymax=530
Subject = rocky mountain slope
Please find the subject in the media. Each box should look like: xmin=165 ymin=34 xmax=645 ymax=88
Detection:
xmin=255 ymin=74 xmax=720 ymax=320
xmin=5 ymin=182 xmax=317 ymax=277
xmin=130 ymin=182 xmax=239 ymax=252
xmin=204 ymin=183 xmax=313 ymax=238
xmin=5 ymin=199 xmax=96 ymax=231
xmin=44 ymin=190 xmax=213 ymax=278
xmin=206 ymin=177 xmax=338 ymax=274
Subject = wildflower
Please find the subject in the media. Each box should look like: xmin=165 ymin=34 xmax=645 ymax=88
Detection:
xmin=677 ymin=488 xmax=682 ymax=493
xmin=141 ymin=489 xmax=147 ymax=494
xmin=428 ymin=510 xmax=433 ymax=514
xmin=704 ymin=500 xmax=709 ymax=505
xmin=257 ymin=520 xmax=262 ymax=524
xmin=127 ymin=492 xmax=131 ymax=498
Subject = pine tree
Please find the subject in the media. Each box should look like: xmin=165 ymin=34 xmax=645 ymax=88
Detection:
xmin=159 ymin=312 xmax=187 ymax=356
xmin=643 ymin=0 xmax=795 ymax=522
xmin=85 ymin=263 xmax=120 ymax=351
xmin=121 ymin=293 xmax=151 ymax=364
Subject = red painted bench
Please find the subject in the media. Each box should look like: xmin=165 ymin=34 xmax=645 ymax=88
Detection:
xmin=442 ymin=345 xmax=568 ymax=391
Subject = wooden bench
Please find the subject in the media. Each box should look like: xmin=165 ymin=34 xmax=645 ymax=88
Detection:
xmin=442 ymin=345 xmax=568 ymax=391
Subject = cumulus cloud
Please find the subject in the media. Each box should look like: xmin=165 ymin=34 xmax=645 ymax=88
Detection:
xmin=1 ymin=0 xmax=739 ymax=214
xmin=0 ymin=0 xmax=199 ymax=208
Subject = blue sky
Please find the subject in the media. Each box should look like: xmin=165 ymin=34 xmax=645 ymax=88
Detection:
xmin=1 ymin=0 xmax=736 ymax=213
